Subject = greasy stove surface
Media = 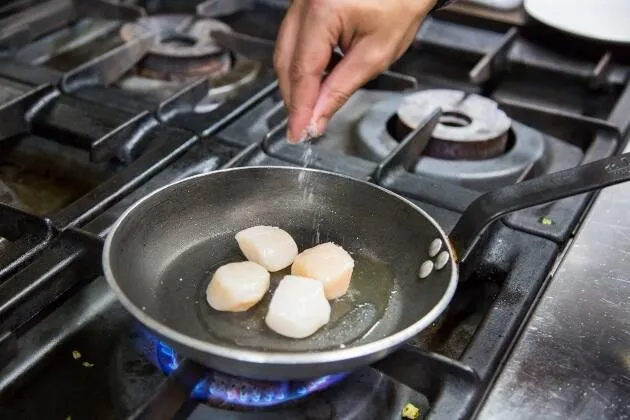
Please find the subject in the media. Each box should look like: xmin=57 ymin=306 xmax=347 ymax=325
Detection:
xmin=0 ymin=1 xmax=629 ymax=419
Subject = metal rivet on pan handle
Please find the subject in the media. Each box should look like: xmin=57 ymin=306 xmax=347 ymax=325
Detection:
xmin=418 ymin=260 xmax=434 ymax=279
xmin=435 ymin=251 xmax=450 ymax=271
xmin=428 ymin=238 xmax=443 ymax=258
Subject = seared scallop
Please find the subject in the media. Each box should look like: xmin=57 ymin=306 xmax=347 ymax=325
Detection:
xmin=291 ymin=242 xmax=355 ymax=300
xmin=235 ymin=226 xmax=298 ymax=272
xmin=265 ymin=275 xmax=331 ymax=339
xmin=206 ymin=261 xmax=270 ymax=312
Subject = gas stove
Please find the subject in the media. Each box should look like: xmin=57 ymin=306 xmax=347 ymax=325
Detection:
xmin=0 ymin=1 xmax=629 ymax=419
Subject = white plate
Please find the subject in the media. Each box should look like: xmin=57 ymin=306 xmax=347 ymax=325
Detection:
xmin=524 ymin=0 xmax=630 ymax=45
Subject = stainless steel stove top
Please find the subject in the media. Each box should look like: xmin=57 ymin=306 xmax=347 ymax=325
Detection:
xmin=0 ymin=1 xmax=628 ymax=419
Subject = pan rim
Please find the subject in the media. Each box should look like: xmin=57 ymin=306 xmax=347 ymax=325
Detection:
xmin=103 ymin=165 xmax=458 ymax=367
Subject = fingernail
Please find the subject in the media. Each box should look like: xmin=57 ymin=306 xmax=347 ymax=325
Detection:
xmin=309 ymin=118 xmax=328 ymax=138
xmin=286 ymin=127 xmax=295 ymax=143
xmin=286 ymin=127 xmax=308 ymax=144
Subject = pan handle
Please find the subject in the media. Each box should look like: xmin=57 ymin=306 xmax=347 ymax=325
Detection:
xmin=449 ymin=152 xmax=630 ymax=262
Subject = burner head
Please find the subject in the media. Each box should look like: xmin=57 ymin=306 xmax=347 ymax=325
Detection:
xmin=355 ymin=90 xmax=546 ymax=191
xmin=135 ymin=330 xmax=347 ymax=408
xmin=120 ymin=15 xmax=232 ymax=80
xmin=394 ymin=90 xmax=512 ymax=160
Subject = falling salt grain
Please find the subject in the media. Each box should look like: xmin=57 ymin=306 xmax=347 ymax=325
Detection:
xmin=435 ymin=251 xmax=450 ymax=270
xmin=418 ymin=260 xmax=434 ymax=279
xmin=428 ymin=238 xmax=443 ymax=257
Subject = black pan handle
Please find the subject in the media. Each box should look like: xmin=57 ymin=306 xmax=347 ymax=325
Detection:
xmin=450 ymin=152 xmax=630 ymax=262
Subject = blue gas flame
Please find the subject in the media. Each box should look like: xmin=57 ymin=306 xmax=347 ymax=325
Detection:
xmin=134 ymin=329 xmax=348 ymax=407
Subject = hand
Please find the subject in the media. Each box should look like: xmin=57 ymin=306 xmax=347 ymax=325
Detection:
xmin=274 ymin=0 xmax=437 ymax=143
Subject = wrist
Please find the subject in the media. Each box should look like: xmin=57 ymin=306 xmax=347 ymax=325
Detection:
xmin=430 ymin=0 xmax=456 ymax=12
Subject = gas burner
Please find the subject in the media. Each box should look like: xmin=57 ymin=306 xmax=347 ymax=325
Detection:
xmin=120 ymin=15 xmax=232 ymax=80
xmin=134 ymin=329 xmax=348 ymax=409
xmin=395 ymin=90 xmax=512 ymax=160
xmin=118 ymin=14 xmax=260 ymax=108
xmin=356 ymin=89 xmax=547 ymax=191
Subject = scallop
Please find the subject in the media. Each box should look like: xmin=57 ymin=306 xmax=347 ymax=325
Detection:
xmin=235 ymin=226 xmax=298 ymax=272
xmin=291 ymin=242 xmax=355 ymax=300
xmin=265 ymin=275 xmax=331 ymax=339
xmin=206 ymin=261 xmax=270 ymax=312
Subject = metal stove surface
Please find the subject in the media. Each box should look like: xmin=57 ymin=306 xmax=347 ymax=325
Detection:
xmin=221 ymin=88 xmax=584 ymax=193
xmin=0 ymin=280 xmax=430 ymax=420
xmin=0 ymin=133 xmax=559 ymax=420
xmin=0 ymin=1 xmax=629 ymax=420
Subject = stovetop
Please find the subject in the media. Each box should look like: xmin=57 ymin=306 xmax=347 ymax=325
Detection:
xmin=0 ymin=1 xmax=629 ymax=419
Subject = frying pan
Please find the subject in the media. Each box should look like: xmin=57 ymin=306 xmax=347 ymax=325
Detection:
xmin=104 ymin=152 xmax=630 ymax=380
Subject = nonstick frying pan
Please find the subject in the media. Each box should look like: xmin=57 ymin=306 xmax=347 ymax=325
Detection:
xmin=104 ymin=152 xmax=630 ymax=380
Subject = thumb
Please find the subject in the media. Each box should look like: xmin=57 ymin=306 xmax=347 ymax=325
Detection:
xmin=310 ymin=39 xmax=390 ymax=134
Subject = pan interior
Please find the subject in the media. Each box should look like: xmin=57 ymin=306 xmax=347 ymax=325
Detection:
xmin=106 ymin=167 xmax=453 ymax=354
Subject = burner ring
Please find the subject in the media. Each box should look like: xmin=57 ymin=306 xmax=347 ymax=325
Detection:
xmin=396 ymin=89 xmax=512 ymax=160
xmin=195 ymin=59 xmax=262 ymax=112
xmin=120 ymin=15 xmax=231 ymax=58
xmin=129 ymin=329 xmax=348 ymax=409
xmin=139 ymin=53 xmax=232 ymax=81
xmin=356 ymin=94 xmax=547 ymax=191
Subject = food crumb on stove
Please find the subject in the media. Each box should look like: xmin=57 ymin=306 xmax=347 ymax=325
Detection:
xmin=82 ymin=361 xmax=95 ymax=368
xmin=71 ymin=350 xmax=81 ymax=360
xmin=540 ymin=216 xmax=553 ymax=225
xmin=402 ymin=403 xmax=420 ymax=419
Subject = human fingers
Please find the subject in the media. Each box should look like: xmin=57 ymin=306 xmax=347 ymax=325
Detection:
xmin=309 ymin=38 xmax=392 ymax=135
xmin=309 ymin=1 xmax=430 ymax=135
xmin=273 ymin=1 xmax=303 ymax=111
xmin=286 ymin=3 xmax=339 ymax=143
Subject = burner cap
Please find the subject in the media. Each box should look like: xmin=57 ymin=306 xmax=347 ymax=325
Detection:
xmin=395 ymin=90 xmax=512 ymax=160
xmin=120 ymin=15 xmax=233 ymax=80
xmin=120 ymin=15 xmax=232 ymax=58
